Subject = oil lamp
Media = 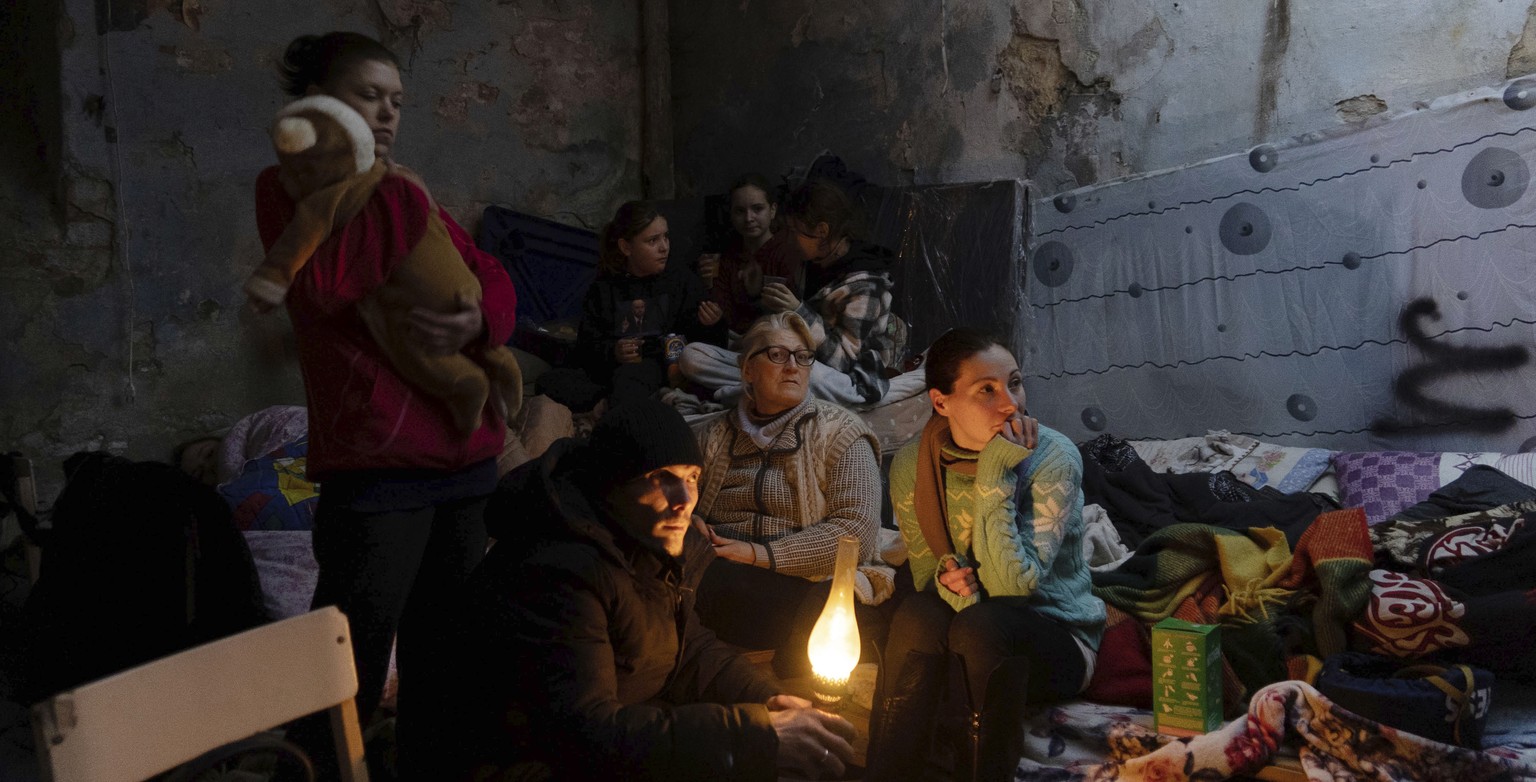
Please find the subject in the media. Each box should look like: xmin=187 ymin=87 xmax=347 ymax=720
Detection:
xmin=807 ymin=535 xmax=861 ymax=705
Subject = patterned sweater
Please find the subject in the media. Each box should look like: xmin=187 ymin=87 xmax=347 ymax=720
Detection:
xmin=890 ymin=425 xmax=1106 ymax=651
xmin=695 ymin=400 xmax=882 ymax=582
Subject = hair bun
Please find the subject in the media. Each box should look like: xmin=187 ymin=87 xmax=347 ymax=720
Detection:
xmin=283 ymin=35 xmax=321 ymax=65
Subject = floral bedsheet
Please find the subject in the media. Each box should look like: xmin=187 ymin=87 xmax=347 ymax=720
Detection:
xmin=1017 ymin=681 xmax=1536 ymax=782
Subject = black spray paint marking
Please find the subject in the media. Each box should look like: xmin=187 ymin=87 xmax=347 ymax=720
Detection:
xmin=1372 ymin=297 xmax=1530 ymax=434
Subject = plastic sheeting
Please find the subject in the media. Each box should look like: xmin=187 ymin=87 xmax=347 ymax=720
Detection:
xmin=1026 ymin=77 xmax=1536 ymax=453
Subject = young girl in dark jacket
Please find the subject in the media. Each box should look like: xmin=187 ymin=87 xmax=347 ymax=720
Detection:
xmin=538 ymin=201 xmax=727 ymax=411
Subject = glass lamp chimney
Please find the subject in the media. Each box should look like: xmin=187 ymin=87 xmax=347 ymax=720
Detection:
xmin=807 ymin=535 xmax=861 ymax=704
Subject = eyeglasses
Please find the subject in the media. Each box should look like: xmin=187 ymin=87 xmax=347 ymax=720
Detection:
xmin=750 ymin=345 xmax=815 ymax=367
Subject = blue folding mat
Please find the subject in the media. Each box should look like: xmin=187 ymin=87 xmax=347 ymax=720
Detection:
xmin=475 ymin=205 xmax=600 ymax=348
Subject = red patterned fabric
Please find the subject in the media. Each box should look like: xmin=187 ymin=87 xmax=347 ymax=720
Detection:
xmin=1423 ymin=517 xmax=1530 ymax=574
xmin=1353 ymin=569 xmax=1471 ymax=656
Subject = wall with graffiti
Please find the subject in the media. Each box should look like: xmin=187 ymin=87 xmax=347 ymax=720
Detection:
xmin=1024 ymin=77 xmax=1536 ymax=454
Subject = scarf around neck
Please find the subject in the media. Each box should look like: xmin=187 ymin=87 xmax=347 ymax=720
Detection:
xmin=734 ymin=395 xmax=810 ymax=450
xmin=914 ymin=414 xmax=978 ymax=564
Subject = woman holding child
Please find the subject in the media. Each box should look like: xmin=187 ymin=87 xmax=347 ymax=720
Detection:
xmin=870 ymin=328 xmax=1106 ymax=782
xmin=254 ymin=31 xmax=516 ymax=777
xmin=692 ymin=312 xmax=898 ymax=678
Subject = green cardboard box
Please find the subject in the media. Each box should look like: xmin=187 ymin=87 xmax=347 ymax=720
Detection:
xmin=1151 ymin=618 xmax=1222 ymax=736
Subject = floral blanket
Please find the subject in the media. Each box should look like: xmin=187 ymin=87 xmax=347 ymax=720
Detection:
xmin=1016 ymin=680 xmax=1536 ymax=782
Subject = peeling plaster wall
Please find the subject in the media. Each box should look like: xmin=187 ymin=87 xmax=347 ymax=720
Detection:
xmin=1 ymin=0 xmax=642 ymax=486
xmin=671 ymin=1 xmax=1536 ymax=196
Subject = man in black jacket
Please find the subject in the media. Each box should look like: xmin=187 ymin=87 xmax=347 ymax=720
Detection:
xmin=445 ymin=399 xmax=856 ymax=781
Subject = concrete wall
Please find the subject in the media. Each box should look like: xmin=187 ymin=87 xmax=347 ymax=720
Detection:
xmin=671 ymin=0 xmax=1536 ymax=196
xmin=9 ymin=0 xmax=1536 ymax=487
xmin=0 ymin=0 xmax=642 ymax=483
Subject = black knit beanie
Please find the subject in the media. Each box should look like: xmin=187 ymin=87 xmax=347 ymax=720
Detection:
xmin=584 ymin=399 xmax=702 ymax=490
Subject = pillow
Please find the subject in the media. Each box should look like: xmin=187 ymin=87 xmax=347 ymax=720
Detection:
xmin=1495 ymin=453 xmax=1536 ymax=488
xmin=1128 ymin=432 xmax=1333 ymax=494
xmin=1330 ymin=451 xmax=1502 ymax=525
xmin=1231 ymin=443 xmax=1335 ymax=493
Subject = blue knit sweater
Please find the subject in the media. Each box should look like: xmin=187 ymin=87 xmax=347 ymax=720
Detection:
xmin=890 ymin=425 xmax=1106 ymax=651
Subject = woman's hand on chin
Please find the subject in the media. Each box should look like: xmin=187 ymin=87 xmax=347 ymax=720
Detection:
xmin=997 ymin=412 xmax=1039 ymax=449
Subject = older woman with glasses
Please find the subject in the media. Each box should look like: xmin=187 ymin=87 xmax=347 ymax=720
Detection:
xmin=691 ymin=312 xmax=901 ymax=678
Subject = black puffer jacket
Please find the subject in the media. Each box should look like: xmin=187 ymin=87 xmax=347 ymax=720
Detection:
xmin=447 ymin=440 xmax=782 ymax=781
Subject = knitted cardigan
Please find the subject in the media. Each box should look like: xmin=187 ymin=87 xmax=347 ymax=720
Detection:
xmin=695 ymin=399 xmax=884 ymax=586
xmin=890 ymin=425 xmax=1106 ymax=651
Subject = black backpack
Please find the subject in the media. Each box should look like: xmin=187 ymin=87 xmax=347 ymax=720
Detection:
xmin=15 ymin=451 xmax=269 ymax=704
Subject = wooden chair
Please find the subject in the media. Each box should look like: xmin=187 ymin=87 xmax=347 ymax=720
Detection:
xmin=32 ymin=606 xmax=369 ymax=782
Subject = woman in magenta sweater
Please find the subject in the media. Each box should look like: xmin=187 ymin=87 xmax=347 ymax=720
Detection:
xmin=253 ymin=31 xmax=516 ymax=777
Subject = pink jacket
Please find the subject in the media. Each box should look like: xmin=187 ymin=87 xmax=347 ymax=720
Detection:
xmin=255 ymin=166 xmax=517 ymax=480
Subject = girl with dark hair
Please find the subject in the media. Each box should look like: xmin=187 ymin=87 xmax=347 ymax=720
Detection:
xmin=869 ymin=328 xmax=1105 ymax=782
xmin=538 ymin=201 xmax=726 ymax=412
xmin=680 ymin=178 xmax=917 ymax=407
xmin=253 ymin=31 xmax=517 ymax=777
xmin=698 ymin=173 xmax=802 ymax=335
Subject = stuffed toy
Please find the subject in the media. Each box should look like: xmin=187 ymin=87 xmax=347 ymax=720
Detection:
xmin=244 ymin=94 xmax=521 ymax=435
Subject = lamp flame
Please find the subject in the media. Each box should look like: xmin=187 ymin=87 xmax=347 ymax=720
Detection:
xmin=807 ymin=536 xmax=862 ymax=703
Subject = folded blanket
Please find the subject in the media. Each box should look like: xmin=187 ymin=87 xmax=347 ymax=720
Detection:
xmin=1091 ymin=523 xmax=1297 ymax=709
xmin=1390 ymin=465 xmax=1536 ymax=523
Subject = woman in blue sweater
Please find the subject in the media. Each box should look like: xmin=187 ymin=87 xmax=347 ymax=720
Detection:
xmin=871 ymin=328 xmax=1106 ymax=782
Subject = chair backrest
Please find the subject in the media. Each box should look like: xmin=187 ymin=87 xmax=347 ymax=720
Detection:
xmin=32 ymin=606 xmax=369 ymax=782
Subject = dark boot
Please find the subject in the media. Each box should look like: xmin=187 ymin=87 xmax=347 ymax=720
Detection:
xmin=865 ymin=650 xmax=947 ymax=782
xmin=959 ymin=657 xmax=1031 ymax=782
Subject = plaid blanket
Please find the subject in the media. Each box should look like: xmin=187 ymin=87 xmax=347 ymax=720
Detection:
xmin=1087 ymin=510 xmax=1375 ymax=709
